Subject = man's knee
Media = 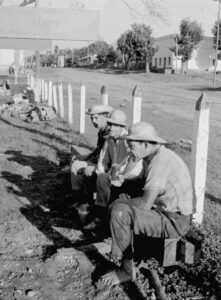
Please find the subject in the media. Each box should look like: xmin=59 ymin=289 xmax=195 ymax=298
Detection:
xmin=71 ymin=160 xmax=87 ymax=175
xmin=110 ymin=202 xmax=131 ymax=222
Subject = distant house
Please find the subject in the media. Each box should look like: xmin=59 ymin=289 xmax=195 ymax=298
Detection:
xmin=152 ymin=34 xmax=221 ymax=73
xmin=78 ymin=55 xmax=97 ymax=67
xmin=58 ymin=55 xmax=65 ymax=68
xmin=0 ymin=49 xmax=14 ymax=74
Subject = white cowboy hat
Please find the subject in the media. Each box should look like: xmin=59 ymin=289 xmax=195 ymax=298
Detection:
xmin=119 ymin=122 xmax=166 ymax=144
xmin=105 ymin=109 xmax=127 ymax=127
xmin=86 ymin=105 xmax=113 ymax=115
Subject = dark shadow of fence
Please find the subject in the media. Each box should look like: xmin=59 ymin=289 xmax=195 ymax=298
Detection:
xmin=1 ymin=149 xmax=148 ymax=299
xmin=205 ymin=191 xmax=221 ymax=204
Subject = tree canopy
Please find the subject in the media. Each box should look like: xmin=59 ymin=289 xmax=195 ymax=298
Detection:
xmin=117 ymin=23 xmax=157 ymax=73
xmin=171 ymin=18 xmax=204 ymax=73
xmin=212 ymin=20 xmax=221 ymax=58
xmin=88 ymin=41 xmax=110 ymax=63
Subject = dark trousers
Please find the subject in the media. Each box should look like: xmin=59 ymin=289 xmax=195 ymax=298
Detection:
xmin=109 ymin=194 xmax=192 ymax=260
xmin=96 ymin=173 xmax=144 ymax=208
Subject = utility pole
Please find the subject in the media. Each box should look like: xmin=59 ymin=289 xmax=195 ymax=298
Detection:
xmin=35 ymin=0 xmax=40 ymax=78
xmin=175 ymin=34 xmax=178 ymax=74
xmin=213 ymin=0 xmax=221 ymax=87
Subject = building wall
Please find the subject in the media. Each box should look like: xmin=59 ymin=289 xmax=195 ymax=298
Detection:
xmin=152 ymin=34 xmax=221 ymax=72
xmin=152 ymin=34 xmax=175 ymax=69
xmin=0 ymin=49 xmax=14 ymax=74
xmin=58 ymin=55 xmax=65 ymax=67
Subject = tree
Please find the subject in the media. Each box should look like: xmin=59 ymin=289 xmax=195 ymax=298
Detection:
xmin=171 ymin=18 xmax=204 ymax=74
xmin=73 ymin=47 xmax=88 ymax=59
xmin=88 ymin=41 xmax=110 ymax=64
xmin=117 ymin=23 xmax=157 ymax=73
xmin=54 ymin=45 xmax=59 ymax=56
xmin=106 ymin=46 xmax=118 ymax=63
xmin=212 ymin=20 xmax=221 ymax=56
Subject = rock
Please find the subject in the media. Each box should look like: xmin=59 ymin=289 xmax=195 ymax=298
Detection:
xmin=25 ymin=289 xmax=38 ymax=297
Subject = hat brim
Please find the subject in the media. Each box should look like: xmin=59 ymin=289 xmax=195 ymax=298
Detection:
xmin=105 ymin=117 xmax=127 ymax=127
xmin=86 ymin=106 xmax=112 ymax=115
xmin=86 ymin=110 xmax=111 ymax=115
xmin=118 ymin=134 xmax=167 ymax=144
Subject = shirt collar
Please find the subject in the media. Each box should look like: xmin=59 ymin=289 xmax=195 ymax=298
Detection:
xmin=144 ymin=145 xmax=162 ymax=164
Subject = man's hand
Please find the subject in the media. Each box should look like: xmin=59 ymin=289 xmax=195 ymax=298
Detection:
xmin=118 ymin=174 xmax=125 ymax=184
xmin=84 ymin=165 xmax=96 ymax=177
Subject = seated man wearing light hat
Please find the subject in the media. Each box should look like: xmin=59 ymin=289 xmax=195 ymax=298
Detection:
xmin=100 ymin=122 xmax=194 ymax=286
xmin=83 ymin=109 xmax=142 ymax=231
xmin=70 ymin=104 xmax=112 ymax=199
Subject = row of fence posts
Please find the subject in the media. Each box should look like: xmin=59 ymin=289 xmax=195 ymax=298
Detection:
xmin=26 ymin=73 xmax=210 ymax=226
xmin=26 ymin=73 xmax=143 ymax=134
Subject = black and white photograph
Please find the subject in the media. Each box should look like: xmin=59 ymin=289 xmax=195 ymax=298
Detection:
xmin=0 ymin=0 xmax=220 ymax=299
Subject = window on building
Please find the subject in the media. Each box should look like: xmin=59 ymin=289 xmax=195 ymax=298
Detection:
xmin=155 ymin=58 xmax=157 ymax=66
xmin=168 ymin=57 xmax=171 ymax=65
xmin=164 ymin=57 xmax=166 ymax=67
xmin=159 ymin=57 xmax=161 ymax=65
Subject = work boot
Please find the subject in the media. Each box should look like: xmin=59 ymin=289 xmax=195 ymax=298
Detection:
xmin=83 ymin=216 xmax=103 ymax=231
xmin=77 ymin=203 xmax=91 ymax=225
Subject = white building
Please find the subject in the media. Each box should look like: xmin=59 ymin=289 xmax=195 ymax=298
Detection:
xmin=0 ymin=49 xmax=14 ymax=74
xmin=152 ymin=34 xmax=221 ymax=73
xmin=0 ymin=49 xmax=26 ymax=74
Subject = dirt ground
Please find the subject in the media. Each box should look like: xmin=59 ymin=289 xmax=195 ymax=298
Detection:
xmin=0 ymin=69 xmax=221 ymax=300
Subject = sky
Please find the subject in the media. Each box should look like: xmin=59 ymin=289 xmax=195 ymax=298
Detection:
xmin=55 ymin=0 xmax=220 ymax=48
xmin=2 ymin=0 xmax=220 ymax=49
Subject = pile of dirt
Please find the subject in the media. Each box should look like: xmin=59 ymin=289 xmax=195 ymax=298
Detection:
xmin=0 ymin=102 xmax=57 ymax=122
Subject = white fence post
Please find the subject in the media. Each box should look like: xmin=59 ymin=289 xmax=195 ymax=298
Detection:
xmin=132 ymin=85 xmax=142 ymax=124
xmin=34 ymin=77 xmax=41 ymax=103
xmin=41 ymin=78 xmax=45 ymax=101
xmin=53 ymin=84 xmax=58 ymax=113
xmin=191 ymin=93 xmax=210 ymax=225
xmin=30 ymin=75 xmax=35 ymax=89
xmin=80 ymin=81 xmax=86 ymax=134
xmin=68 ymin=83 xmax=73 ymax=125
xmin=101 ymin=85 xmax=108 ymax=105
xmin=44 ymin=81 xmax=48 ymax=102
xmin=27 ymin=73 xmax=30 ymax=85
xmin=58 ymin=82 xmax=64 ymax=118
xmin=48 ymin=81 xmax=53 ymax=107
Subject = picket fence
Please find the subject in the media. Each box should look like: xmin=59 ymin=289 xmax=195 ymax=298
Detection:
xmin=26 ymin=73 xmax=210 ymax=226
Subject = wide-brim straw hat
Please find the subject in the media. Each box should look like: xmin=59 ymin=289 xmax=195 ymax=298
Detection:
xmin=105 ymin=109 xmax=127 ymax=127
xmin=86 ymin=105 xmax=113 ymax=115
xmin=118 ymin=122 xmax=166 ymax=144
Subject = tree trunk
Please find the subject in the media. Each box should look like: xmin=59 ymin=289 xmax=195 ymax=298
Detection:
xmin=145 ymin=61 xmax=150 ymax=74
xmin=125 ymin=58 xmax=131 ymax=70
xmin=122 ymin=52 xmax=125 ymax=64
xmin=180 ymin=59 xmax=188 ymax=74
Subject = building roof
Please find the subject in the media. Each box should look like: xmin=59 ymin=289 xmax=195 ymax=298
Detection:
xmin=154 ymin=34 xmax=213 ymax=42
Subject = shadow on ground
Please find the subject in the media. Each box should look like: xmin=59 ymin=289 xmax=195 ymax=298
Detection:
xmin=1 ymin=149 xmax=148 ymax=299
xmin=205 ymin=191 xmax=221 ymax=204
xmin=0 ymin=116 xmax=90 ymax=148
xmin=189 ymin=86 xmax=221 ymax=92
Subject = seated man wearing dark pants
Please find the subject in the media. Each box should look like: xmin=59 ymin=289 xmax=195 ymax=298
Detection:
xmin=83 ymin=109 xmax=142 ymax=231
xmin=100 ymin=122 xmax=194 ymax=286
xmin=70 ymin=104 xmax=112 ymax=200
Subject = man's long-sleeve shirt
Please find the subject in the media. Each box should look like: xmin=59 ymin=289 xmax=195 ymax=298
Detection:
xmin=86 ymin=126 xmax=109 ymax=164
xmin=96 ymin=129 xmax=128 ymax=174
